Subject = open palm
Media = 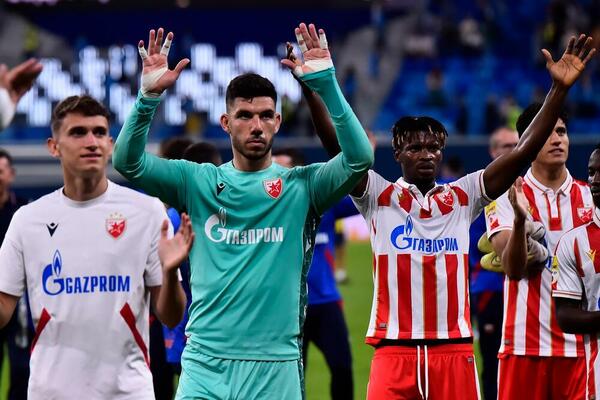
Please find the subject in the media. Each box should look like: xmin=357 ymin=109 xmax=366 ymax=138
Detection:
xmin=543 ymin=34 xmax=596 ymax=89
xmin=159 ymin=213 xmax=195 ymax=271
xmin=281 ymin=23 xmax=332 ymax=76
xmin=138 ymin=28 xmax=190 ymax=95
xmin=0 ymin=58 xmax=43 ymax=103
xmin=508 ymin=177 xmax=529 ymax=221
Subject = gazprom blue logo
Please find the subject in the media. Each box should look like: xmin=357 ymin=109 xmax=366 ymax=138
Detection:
xmin=42 ymin=250 xmax=131 ymax=296
xmin=390 ymin=215 xmax=459 ymax=253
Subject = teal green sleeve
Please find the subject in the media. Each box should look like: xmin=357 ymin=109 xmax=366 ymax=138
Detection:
xmin=112 ymin=93 xmax=188 ymax=210
xmin=300 ymin=68 xmax=374 ymax=214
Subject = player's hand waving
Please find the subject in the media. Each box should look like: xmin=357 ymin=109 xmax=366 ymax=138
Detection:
xmin=508 ymin=177 xmax=529 ymax=223
xmin=542 ymin=34 xmax=596 ymax=90
xmin=281 ymin=23 xmax=333 ymax=77
xmin=0 ymin=58 xmax=43 ymax=104
xmin=159 ymin=213 xmax=195 ymax=272
xmin=138 ymin=28 xmax=190 ymax=96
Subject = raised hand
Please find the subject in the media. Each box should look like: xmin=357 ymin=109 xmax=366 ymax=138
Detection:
xmin=158 ymin=213 xmax=195 ymax=272
xmin=542 ymin=34 xmax=596 ymax=90
xmin=138 ymin=28 xmax=190 ymax=96
xmin=281 ymin=23 xmax=333 ymax=77
xmin=508 ymin=177 xmax=529 ymax=222
xmin=0 ymin=58 xmax=43 ymax=104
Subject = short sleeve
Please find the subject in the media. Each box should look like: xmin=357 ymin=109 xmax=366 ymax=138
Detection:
xmin=485 ymin=191 xmax=514 ymax=239
xmin=144 ymin=199 xmax=173 ymax=288
xmin=552 ymin=232 xmax=584 ymax=301
xmin=450 ymin=169 xmax=492 ymax=223
xmin=0 ymin=210 xmax=26 ymax=296
xmin=350 ymin=170 xmax=391 ymax=220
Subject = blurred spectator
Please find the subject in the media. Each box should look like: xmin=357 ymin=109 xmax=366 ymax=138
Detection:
xmin=426 ymin=66 xmax=447 ymax=107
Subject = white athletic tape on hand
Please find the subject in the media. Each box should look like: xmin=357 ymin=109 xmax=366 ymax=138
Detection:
xmin=0 ymin=88 xmax=16 ymax=131
xmin=160 ymin=37 xmax=172 ymax=56
xmin=319 ymin=31 xmax=328 ymax=49
xmin=292 ymin=58 xmax=334 ymax=77
xmin=140 ymin=67 xmax=167 ymax=98
xmin=295 ymin=32 xmax=308 ymax=53
xmin=138 ymin=45 xmax=149 ymax=60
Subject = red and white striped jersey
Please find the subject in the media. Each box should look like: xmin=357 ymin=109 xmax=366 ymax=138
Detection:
xmin=352 ymin=169 xmax=490 ymax=344
xmin=553 ymin=208 xmax=600 ymax=397
xmin=486 ymin=168 xmax=592 ymax=357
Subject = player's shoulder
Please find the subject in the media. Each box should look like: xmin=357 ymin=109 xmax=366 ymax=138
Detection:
xmin=15 ymin=189 xmax=61 ymax=218
xmin=573 ymin=178 xmax=590 ymax=189
xmin=562 ymin=221 xmax=595 ymax=244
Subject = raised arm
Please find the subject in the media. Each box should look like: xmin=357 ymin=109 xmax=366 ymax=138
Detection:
xmin=482 ymin=34 xmax=596 ymax=199
xmin=112 ymin=28 xmax=191 ymax=209
xmin=282 ymin=23 xmax=373 ymax=212
xmin=0 ymin=58 xmax=43 ymax=131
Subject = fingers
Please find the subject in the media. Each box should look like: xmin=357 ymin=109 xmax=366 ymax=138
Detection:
xmin=308 ymin=23 xmax=320 ymax=46
xmin=155 ymin=28 xmax=164 ymax=54
xmin=541 ymin=49 xmax=554 ymax=66
xmin=160 ymin=219 xmax=169 ymax=239
xmin=280 ymin=59 xmax=297 ymax=70
xmin=286 ymin=42 xmax=297 ymax=62
xmin=572 ymin=33 xmax=586 ymax=57
xmin=148 ymin=29 xmax=156 ymax=55
xmin=583 ymin=47 xmax=597 ymax=65
xmin=138 ymin=41 xmax=149 ymax=60
xmin=160 ymin=32 xmax=173 ymax=57
xmin=173 ymin=58 xmax=190 ymax=74
xmin=295 ymin=28 xmax=308 ymax=53
xmin=299 ymin=23 xmax=314 ymax=50
xmin=318 ymin=29 xmax=328 ymax=50
xmin=564 ymin=36 xmax=575 ymax=55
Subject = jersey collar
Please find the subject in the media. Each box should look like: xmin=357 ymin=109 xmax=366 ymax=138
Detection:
xmin=524 ymin=167 xmax=572 ymax=197
xmin=395 ymin=177 xmax=444 ymax=203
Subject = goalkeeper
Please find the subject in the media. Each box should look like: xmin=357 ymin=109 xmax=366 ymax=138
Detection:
xmin=113 ymin=23 xmax=373 ymax=400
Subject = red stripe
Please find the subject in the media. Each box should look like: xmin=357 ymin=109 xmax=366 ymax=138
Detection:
xmin=377 ymin=184 xmax=394 ymax=206
xmin=375 ymin=255 xmax=390 ymax=335
xmin=419 ymin=207 xmax=433 ymax=219
xmin=396 ymin=254 xmax=412 ymax=337
xmin=543 ymin=193 xmax=562 ymax=231
xmin=433 ymin=194 xmax=453 ymax=216
xmin=398 ymin=188 xmax=413 ymax=213
xmin=589 ymin=335 xmax=598 ymax=399
xmin=120 ymin=303 xmax=150 ymax=368
xmin=324 ymin=248 xmax=335 ymax=271
xmin=504 ymin=279 xmax=519 ymax=353
xmin=586 ymin=224 xmax=600 ymax=273
xmin=522 ymin=184 xmax=542 ymax=222
xmin=574 ymin=238 xmax=585 ymax=277
xmin=445 ymin=254 xmax=458 ymax=334
xmin=423 ymin=255 xmax=437 ymax=339
xmin=525 ymin=271 xmax=542 ymax=353
xmin=570 ymin=184 xmax=586 ymax=227
xmin=30 ymin=308 xmax=51 ymax=354
xmin=463 ymin=254 xmax=471 ymax=330
xmin=549 ymin=295 xmax=565 ymax=357
xmin=450 ymin=185 xmax=469 ymax=206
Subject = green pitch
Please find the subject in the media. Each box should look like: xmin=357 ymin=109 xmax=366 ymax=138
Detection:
xmin=0 ymin=241 xmax=482 ymax=399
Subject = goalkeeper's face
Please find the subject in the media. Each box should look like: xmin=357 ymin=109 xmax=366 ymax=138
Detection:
xmin=221 ymin=97 xmax=281 ymax=161
xmin=47 ymin=113 xmax=112 ymax=179
xmin=588 ymin=149 xmax=600 ymax=208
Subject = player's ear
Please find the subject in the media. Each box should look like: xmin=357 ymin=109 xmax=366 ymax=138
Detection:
xmin=47 ymin=136 xmax=60 ymax=158
xmin=274 ymin=112 xmax=281 ymax=134
xmin=220 ymin=113 xmax=231 ymax=135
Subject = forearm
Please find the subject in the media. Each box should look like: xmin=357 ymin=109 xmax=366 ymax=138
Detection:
xmin=301 ymin=83 xmax=341 ymax=157
xmin=483 ymin=85 xmax=568 ymax=199
xmin=502 ymin=218 xmax=529 ymax=280
xmin=113 ymin=93 xmax=185 ymax=208
xmin=154 ymin=270 xmax=186 ymax=329
xmin=300 ymin=68 xmax=373 ymax=171
xmin=556 ymin=299 xmax=600 ymax=334
xmin=0 ymin=292 xmax=17 ymax=329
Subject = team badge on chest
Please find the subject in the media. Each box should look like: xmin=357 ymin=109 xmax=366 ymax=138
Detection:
xmin=106 ymin=212 xmax=126 ymax=239
xmin=263 ymin=178 xmax=283 ymax=199
xmin=438 ymin=191 xmax=454 ymax=207
xmin=577 ymin=207 xmax=593 ymax=223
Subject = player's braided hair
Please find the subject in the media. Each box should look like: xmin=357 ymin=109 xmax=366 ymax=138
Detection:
xmin=391 ymin=116 xmax=448 ymax=152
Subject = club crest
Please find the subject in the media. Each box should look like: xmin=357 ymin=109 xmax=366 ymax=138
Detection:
xmin=263 ymin=178 xmax=283 ymax=199
xmin=578 ymin=207 xmax=593 ymax=223
xmin=106 ymin=212 xmax=126 ymax=239
xmin=438 ymin=191 xmax=454 ymax=207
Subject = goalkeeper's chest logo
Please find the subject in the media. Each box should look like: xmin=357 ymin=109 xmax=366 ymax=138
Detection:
xmin=263 ymin=178 xmax=283 ymax=199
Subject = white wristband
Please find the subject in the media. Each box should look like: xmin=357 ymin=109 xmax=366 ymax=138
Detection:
xmin=0 ymin=88 xmax=15 ymax=131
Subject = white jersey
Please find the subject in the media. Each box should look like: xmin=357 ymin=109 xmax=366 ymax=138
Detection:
xmin=485 ymin=168 xmax=591 ymax=357
xmin=352 ymin=169 xmax=490 ymax=344
xmin=0 ymin=181 xmax=168 ymax=400
xmin=554 ymin=207 xmax=600 ymax=398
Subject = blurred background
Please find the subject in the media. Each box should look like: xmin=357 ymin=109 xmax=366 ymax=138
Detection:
xmin=0 ymin=1 xmax=599 ymax=399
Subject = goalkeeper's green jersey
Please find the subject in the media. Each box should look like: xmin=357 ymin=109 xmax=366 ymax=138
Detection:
xmin=113 ymin=68 xmax=373 ymax=360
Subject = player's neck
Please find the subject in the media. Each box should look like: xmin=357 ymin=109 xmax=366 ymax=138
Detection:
xmin=232 ymin=153 xmax=272 ymax=172
xmin=63 ymin=174 xmax=109 ymax=201
xmin=531 ymin=163 xmax=567 ymax=192
xmin=0 ymin=189 xmax=10 ymax=208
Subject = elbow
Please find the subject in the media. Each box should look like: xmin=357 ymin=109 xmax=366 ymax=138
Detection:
xmin=351 ymin=149 xmax=374 ymax=172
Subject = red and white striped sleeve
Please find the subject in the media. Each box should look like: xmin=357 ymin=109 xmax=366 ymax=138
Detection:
xmin=553 ymin=229 xmax=584 ymax=300
xmin=485 ymin=190 xmax=514 ymax=239
xmin=450 ymin=169 xmax=492 ymax=223
xmin=351 ymin=170 xmax=391 ymax=220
